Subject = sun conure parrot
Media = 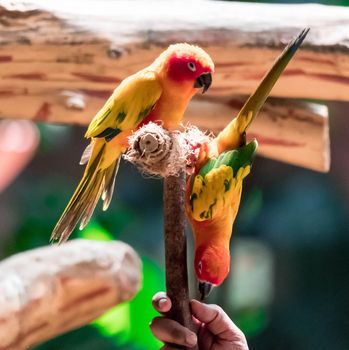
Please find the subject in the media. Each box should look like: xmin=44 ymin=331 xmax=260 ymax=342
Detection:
xmin=186 ymin=28 xmax=309 ymax=300
xmin=51 ymin=43 xmax=214 ymax=243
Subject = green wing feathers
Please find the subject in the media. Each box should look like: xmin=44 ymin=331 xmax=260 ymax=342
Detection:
xmin=189 ymin=140 xmax=258 ymax=221
xmin=199 ymin=140 xmax=258 ymax=177
xmin=85 ymin=70 xmax=162 ymax=139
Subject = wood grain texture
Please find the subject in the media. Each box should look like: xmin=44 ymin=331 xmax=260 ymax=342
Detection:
xmin=1 ymin=1 xmax=349 ymax=101
xmin=0 ymin=0 xmax=332 ymax=171
xmin=0 ymin=81 xmax=330 ymax=171
xmin=0 ymin=239 xmax=141 ymax=350
xmin=187 ymin=97 xmax=330 ymax=172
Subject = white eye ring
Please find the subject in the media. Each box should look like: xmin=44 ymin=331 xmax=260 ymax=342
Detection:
xmin=198 ymin=261 xmax=202 ymax=273
xmin=188 ymin=62 xmax=196 ymax=72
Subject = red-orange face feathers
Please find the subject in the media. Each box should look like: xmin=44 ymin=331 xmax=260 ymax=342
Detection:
xmin=159 ymin=43 xmax=214 ymax=88
xmin=194 ymin=245 xmax=230 ymax=286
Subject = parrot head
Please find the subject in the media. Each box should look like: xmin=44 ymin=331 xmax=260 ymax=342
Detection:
xmin=195 ymin=244 xmax=230 ymax=300
xmin=156 ymin=43 xmax=214 ymax=94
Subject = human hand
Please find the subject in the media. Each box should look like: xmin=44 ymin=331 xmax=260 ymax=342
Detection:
xmin=150 ymin=292 xmax=249 ymax=350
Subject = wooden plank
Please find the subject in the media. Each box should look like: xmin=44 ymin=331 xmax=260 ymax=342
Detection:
xmin=0 ymin=0 xmax=332 ymax=171
xmin=0 ymin=1 xmax=349 ymax=101
xmin=187 ymin=97 xmax=330 ymax=173
xmin=0 ymin=84 xmax=329 ymax=171
xmin=0 ymin=239 xmax=141 ymax=350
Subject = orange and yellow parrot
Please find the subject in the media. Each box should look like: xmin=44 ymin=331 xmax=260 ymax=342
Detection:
xmin=186 ymin=28 xmax=309 ymax=299
xmin=52 ymin=44 xmax=214 ymax=243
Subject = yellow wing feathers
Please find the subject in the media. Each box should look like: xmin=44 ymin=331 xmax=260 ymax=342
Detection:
xmin=52 ymin=72 xmax=162 ymax=243
xmin=51 ymin=139 xmax=123 ymax=243
xmin=190 ymin=165 xmax=251 ymax=222
xmin=85 ymin=70 xmax=162 ymax=138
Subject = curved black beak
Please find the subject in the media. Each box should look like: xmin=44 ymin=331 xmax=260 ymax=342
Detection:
xmin=199 ymin=282 xmax=214 ymax=301
xmin=194 ymin=72 xmax=212 ymax=94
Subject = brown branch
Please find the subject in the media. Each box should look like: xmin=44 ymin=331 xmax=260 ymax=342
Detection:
xmin=0 ymin=239 xmax=141 ymax=350
xmin=164 ymin=173 xmax=197 ymax=350
xmin=127 ymin=125 xmax=198 ymax=349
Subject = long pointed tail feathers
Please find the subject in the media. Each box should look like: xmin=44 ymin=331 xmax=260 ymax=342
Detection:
xmin=215 ymin=28 xmax=309 ymax=151
xmin=235 ymin=27 xmax=309 ymax=131
xmin=51 ymin=140 xmax=121 ymax=244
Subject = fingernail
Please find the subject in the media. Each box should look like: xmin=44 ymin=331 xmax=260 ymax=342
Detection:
xmin=186 ymin=332 xmax=197 ymax=347
xmin=158 ymin=298 xmax=168 ymax=310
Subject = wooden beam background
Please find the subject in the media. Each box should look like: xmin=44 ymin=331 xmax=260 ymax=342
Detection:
xmin=0 ymin=0 xmax=338 ymax=171
xmin=188 ymin=97 xmax=330 ymax=172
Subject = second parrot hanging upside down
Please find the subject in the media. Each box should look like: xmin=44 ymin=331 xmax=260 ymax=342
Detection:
xmin=186 ymin=28 xmax=309 ymax=300
xmin=51 ymin=29 xmax=309 ymax=301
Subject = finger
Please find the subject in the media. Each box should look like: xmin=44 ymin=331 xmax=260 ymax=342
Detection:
xmin=191 ymin=300 xmax=246 ymax=342
xmin=152 ymin=292 xmax=172 ymax=313
xmin=0 ymin=120 xmax=39 ymax=192
xmin=150 ymin=316 xmax=197 ymax=347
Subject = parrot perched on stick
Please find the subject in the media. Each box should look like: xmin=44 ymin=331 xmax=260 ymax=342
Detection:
xmin=52 ymin=44 xmax=214 ymax=243
xmin=186 ymin=28 xmax=309 ymax=300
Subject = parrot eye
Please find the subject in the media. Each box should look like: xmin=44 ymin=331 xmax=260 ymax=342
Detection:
xmin=187 ymin=62 xmax=196 ymax=72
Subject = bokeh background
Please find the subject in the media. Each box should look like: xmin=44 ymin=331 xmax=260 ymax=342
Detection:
xmin=1 ymin=1 xmax=349 ymax=349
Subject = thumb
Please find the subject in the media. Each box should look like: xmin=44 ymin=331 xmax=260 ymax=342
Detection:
xmin=190 ymin=300 xmax=246 ymax=344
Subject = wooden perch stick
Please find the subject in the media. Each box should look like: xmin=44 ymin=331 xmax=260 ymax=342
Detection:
xmin=0 ymin=239 xmax=141 ymax=350
xmin=127 ymin=125 xmax=197 ymax=349
xmin=164 ymin=173 xmax=197 ymax=350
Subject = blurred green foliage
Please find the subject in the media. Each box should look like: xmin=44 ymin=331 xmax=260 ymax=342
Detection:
xmin=1 ymin=2 xmax=349 ymax=348
xmin=1 ymin=106 xmax=347 ymax=349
